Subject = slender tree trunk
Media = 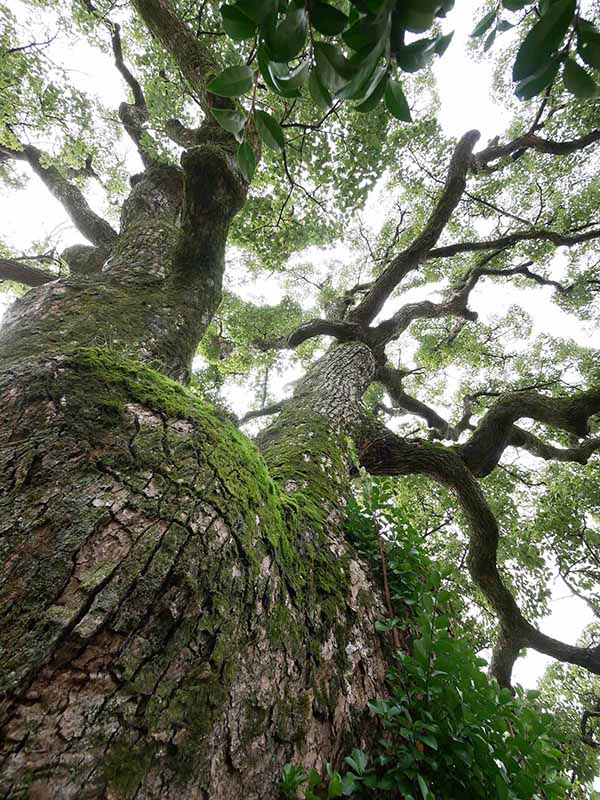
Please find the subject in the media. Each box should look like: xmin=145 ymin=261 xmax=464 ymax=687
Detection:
xmin=0 ymin=148 xmax=387 ymax=797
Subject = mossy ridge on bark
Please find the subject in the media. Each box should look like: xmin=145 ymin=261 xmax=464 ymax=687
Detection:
xmin=0 ymin=347 xmax=386 ymax=799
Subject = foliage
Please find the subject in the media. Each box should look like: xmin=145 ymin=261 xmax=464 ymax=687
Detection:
xmin=279 ymin=476 xmax=587 ymax=799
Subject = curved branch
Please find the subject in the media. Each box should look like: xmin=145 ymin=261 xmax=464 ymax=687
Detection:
xmin=428 ymin=225 xmax=600 ymax=261
xmin=1 ymin=144 xmax=117 ymax=248
xmin=459 ymin=388 xmax=600 ymax=477
xmin=287 ymin=318 xmax=364 ymax=348
xmin=357 ymin=423 xmax=600 ymax=686
xmin=348 ymin=130 xmax=481 ymax=325
xmin=110 ymin=22 xmax=157 ymax=168
xmin=377 ymin=365 xmax=455 ymax=439
xmin=508 ymin=426 xmax=600 ymax=466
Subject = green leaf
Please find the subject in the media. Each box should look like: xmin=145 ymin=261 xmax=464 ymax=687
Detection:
xmin=435 ymin=31 xmax=453 ymax=56
xmin=235 ymin=0 xmax=277 ymax=22
xmin=384 ymin=78 xmax=412 ymax=121
xmin=309 ymin=2 xmax=348 ymax=36
xmin=208 ymin=65 xmax=254 ymax=96
xmin=563 ymin=57 xmax=600 ymax=97
xmin=220 ymin=4 xmax=256 ymax=40
xmin=267 ymin=7 xmax=308 ymax=61
xmin=417 ymin=774 xmax=429 ymax=800
xmin=342 ymin=16 xmax=387 ymax=50
xmin=210 ymin=108 xmax=246 ymax=141
xmin=314 ymin=42 xmax=354 ymax=92
xmin=336 ymin=40 xmax=383 ymax=100
xmin=237 ymin=141 xmax=256 ymax=181
xmin=471 ymin=9 xmax=496 ymax=38
xmin=515 ymin=54 xmax=561 ymax=99
xmin=395 ymin=4 xmax=437 ymax=34
xmin=577 ymin=20 xmax=600 ymax=69
xmin=275 ymin=59 xmax=310 ymax=90
xmin=512 ymin=0 xmax=575 ymax=82
xmin=254 ymin=110 xmax=284 ymax=150
xmin=483 ymin=26 xmax=496 ymax=52
xmin=354 ymin=67 xmax=387 ymax=112
xmin=308 ymin=68 xmax=333 ymax=110
xmin=395 ymin=37 xmax=437 ymax=72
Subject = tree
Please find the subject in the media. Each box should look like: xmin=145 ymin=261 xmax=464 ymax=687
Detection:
xmin=1 ymin=0 xmax=600 ymax=796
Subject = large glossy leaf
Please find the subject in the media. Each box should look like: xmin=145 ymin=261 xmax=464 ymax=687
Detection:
xmin=267 ymin=7 xmax=308 ymax=61
xmin=577 ymin=20 xmax=600 ymax=69
xmin=236 ymin=0 xmax=277 ymax=22
xmin=314 ymin=42 xmax=354 ymax=92
xmin=384 ymin=78 xmax=411 ymax=121
xmin=208 ymin=65 xmax=254 ymax=96
xmin=512 ymin=0 xmax=575 ymax=81
xmin=563 ymin=57 xmax=600 ymax=98
xmin=308 ymin=68 xmax=333 ymax=111
xmin=309 ymin=2 xmax=348 ymax=36
xmin=354 ymin=67 xmax=387 ymax=112
xmin=237 ymin=141 xmax=256 ymax=181
xmin=471 ymin=10 xmax=496 ymax=38
xmin=210 ymin=108 xmax=247 ymax=141
xmin=395 ymin=37 xmax=437 ymax=72
xmin=254 ymin=110 xmax=285 ymax=150
xmin=220 ymin=4 xmax=256 ymax=40
xmin=514 ymin=54 xmax=561 ymax=99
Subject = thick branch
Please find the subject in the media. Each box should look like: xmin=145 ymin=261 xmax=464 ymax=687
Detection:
xmin=348 ymin=130 xmax=481 ymax=325
xmin=508 ymin=426 xmax=600 ymax=466
xmin=1 ymin=144 xmax=117 ymax=248
xmin=357 ymin=424 xmax=600 ymax=686
xmin=287 ymin=318 xmax=364 ymax=348
xmin=0 ymin=257 xmax=56 ymax=287
xmin=131 ymin=0 xmax=219 ymax=112
xmin=474 ymin=129 xmax=600 ymax=171
xmin=428 ymin=225 xmax=600 ymax=261
xmin=239 ymin=400 xmax=287 ymax=425
xmin=378 ymin=365 xmax=455 ymax=438
xmin=459 ymin=388 xmax=600 ymax=477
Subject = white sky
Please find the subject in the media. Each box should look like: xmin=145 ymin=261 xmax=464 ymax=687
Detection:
xmin=2 ymin=1 xmax=600 ymax=698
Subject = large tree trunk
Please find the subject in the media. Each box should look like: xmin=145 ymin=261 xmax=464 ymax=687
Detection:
xmin=0 ymin=146 xmax=387 ymax=797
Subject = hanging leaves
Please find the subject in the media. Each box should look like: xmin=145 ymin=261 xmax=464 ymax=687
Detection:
xmin=237 ymin=141 xmax=256 ymax=181
xmin=254 ymin=110 xmax=285 ymax=151
xmin=210 ymin=108 xmax=247 ymax=140
xmin=207 ymin=65 xmax=254 ymax=97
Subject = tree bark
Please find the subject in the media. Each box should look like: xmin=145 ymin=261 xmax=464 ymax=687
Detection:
xmin=0 ymin=212 xmax=387 ymax=800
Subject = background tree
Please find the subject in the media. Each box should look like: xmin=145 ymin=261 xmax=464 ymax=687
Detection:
xmin=1 ymin=0 xmax=600 ymax=797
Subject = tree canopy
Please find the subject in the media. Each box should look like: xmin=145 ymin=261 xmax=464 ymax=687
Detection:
xmin=2 ymin=0 xmax=600 ymax=795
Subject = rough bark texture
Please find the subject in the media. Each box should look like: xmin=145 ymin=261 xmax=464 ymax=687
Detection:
xmin=0 ymin=315 xmax=387 ymax=798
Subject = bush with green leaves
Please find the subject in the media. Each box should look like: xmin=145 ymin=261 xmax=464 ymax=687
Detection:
xmin=279 ymin=476 xmax=579 ymax=799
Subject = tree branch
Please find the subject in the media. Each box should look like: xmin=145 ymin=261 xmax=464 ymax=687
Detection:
xmin=287 ymin=318 xmax=364 ymax=348
xmin=0 ymin=257 xmax=57 ymax=286
xmin=130 ymin=0 xmax=221 ymax=113
xmin=377 ymin=364 xmax=456 ymax=439
xmin=459 ymin=387 xmax=600 ymax=477
xmin=348 ymin=130 xmax=481 ymax=325
xmin=0 ymin=144 xmax=117 ymax=248
xmin=239 ymin=400 xmax=287 ymax=425
xmin=110 ymin=22 xmax=157 ymax=168
xmin=357 ymin=423 xmax=600 ymax=687
xmin=428 ymin=225 xmax=600 ymax=261
xmin=473 ymin=129 xmax=600 ymax=172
